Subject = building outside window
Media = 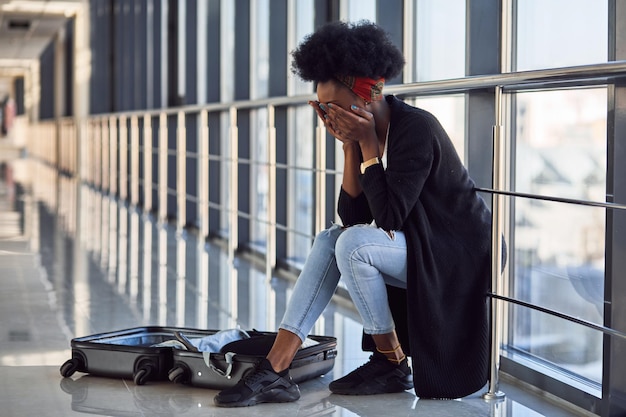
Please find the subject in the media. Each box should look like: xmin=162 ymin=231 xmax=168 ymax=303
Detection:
xmin=509 ymin=0 xmax=608 ymax=387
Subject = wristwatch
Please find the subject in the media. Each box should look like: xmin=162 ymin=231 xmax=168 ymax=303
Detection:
xmin=360 ymin=156 xmax=380 ymax=174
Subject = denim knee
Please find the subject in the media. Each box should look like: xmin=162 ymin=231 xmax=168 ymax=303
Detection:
xmin=335 ymin=225 xmax=373 ymax=263
xmin=312 ymin=223 xmax=343 ymax=250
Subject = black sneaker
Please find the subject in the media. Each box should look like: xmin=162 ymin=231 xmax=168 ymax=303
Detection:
xmin=214 ymin=359 xmax=301 ymax=407
xmin=329 ymin=352 xmax=413 ymax=395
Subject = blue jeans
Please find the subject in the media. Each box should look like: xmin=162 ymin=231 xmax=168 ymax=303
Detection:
xmin=280 ymin=223 xmax=408 ymax=342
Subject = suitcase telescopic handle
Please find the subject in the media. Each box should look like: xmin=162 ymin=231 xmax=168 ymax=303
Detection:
xmin=174 ymin=331 xmax=200 ymax=352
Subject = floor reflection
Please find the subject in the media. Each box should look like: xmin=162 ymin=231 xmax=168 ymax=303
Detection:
xmin=59 ymin=374 xmax=339 ymax=417
xmin=0 ymin=157 xmax=583 ymax=417
xmin=32 ymin=169 xmax=349 ymax=338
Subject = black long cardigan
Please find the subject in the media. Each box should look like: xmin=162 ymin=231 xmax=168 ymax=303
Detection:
xmin=337 ymin=95 xmax=492 ymax=399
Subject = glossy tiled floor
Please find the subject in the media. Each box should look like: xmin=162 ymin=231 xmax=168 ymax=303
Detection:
xmin=0 ymin=155 xmax=587 ymax=417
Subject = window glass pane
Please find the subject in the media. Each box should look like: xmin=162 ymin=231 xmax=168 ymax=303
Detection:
xmin=511 ymin=306 xmax=603 ymax=384
xmin=345 ymin=0 xmax=376 ymax=22
xmin=287 ymin=107 xmax=315 ymax=266
xmin=219 ymin=2 xmax=235 ymax=237
xmin=250 ymin=1 xmax=270 ymax=250
xmin=219 ymin=111 xmax=231 ymax=238
xmin=286 ymin=1 xmax=315 ymax=266
xmin=415 ymin=0 xmax=465 ymax=81
xmin=251 ymin=108 xmax=269 ymax=251
xmin=515 ymin=89 xmax=607 ymax=201
xmin=289 ymin=0 xmax=314 ymax=96
xmin=516 ymin=0 xmax=608 ymax=71
xmin=512 ymin=88 xmax=607 ymax=384
xmin=220 ymin=1 xmax=235 ymax=102
xmin=251 ymin=0 xmax=269 ymax=100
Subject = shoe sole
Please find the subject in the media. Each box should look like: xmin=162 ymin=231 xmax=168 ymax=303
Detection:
xmin=214 ymin=386 xmax=301 ymax=407
xmin=330 ymin=379 xmax=414 ymax=395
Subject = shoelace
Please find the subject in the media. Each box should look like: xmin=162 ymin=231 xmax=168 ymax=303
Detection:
xmin=243 ymin=364 xmax=276 ymax=387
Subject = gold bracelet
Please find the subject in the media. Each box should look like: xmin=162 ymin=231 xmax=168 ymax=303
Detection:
xmin=360 ymin=156 xmax=380 ymax=174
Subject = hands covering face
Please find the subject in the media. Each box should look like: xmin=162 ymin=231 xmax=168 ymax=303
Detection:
xmin=309 ymin=100 xmax=377 ymax=145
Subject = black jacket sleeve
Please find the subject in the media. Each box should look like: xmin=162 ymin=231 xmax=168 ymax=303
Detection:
xmin=337 ymin=188 xmax=372 ymax=226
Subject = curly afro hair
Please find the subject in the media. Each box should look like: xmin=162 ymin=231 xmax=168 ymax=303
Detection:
xmin=291 ymin=20 xmax=405 ymax=82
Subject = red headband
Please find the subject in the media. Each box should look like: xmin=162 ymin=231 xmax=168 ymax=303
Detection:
xmin=335 ymin=75 xmax=385 ymax=103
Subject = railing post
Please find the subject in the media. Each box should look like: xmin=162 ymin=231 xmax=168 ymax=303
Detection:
xmin=266 ymin=104 xmax=277 ymax=277
xmin=198 ymin=109 xmax=209 ymax=239
xmin=109 ymin=116 xmax=118 ymax=197
xmin=176 ymin=111 xmax=186 ymax=231
xmin=158 ymin=113 xmax=168 ymax=223
xmin=314 ymin=114 xmax=326 ymax=233
xmin=143 ymin=114 xmax=153 ymax=213
xmin=119 ymin=115 xmax=128 ymax=201
xmin=483 ymin=85 xmax=506 ymax=400
xmin=266 ymin=104 xmax=278 ymax=329
xmin=130 ymin=115 xmax=140 ymax=207
xmin=228 ymin=107 xmax=239 ymax=260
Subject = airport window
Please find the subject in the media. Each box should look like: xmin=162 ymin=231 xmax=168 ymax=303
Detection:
xmin=508 ymin=87 xmax=607 ymax=386
xmin=506 ymin=0 xmax=609 ymax=393
xmin=516 ymin=0 xmax=608 ymax=70
xmin=414 ymin=0 xmax=465 ymax=82
xmin=286 ymin=0 xmax=315 ymax=267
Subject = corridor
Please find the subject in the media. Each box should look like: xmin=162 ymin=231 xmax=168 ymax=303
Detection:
xmin=0 ymin=154 xmax=585 ymax=417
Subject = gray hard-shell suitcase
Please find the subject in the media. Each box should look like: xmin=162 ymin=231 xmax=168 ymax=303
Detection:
xmin=60 ymin=326 xmax=337 ymax=388
xmin=168 ymin=330 xmax=338 ymax=389
xmin=59 ymin=326 xmax=220 ymax=385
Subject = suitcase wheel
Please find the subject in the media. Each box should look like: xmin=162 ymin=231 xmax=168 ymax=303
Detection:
xmin=60 ymin=358 xmax=82 ymax=378
xmin=133 ymin=360 xmax=155 ymax=385
xmin=168 ymin=364 xmax=190 ymax=384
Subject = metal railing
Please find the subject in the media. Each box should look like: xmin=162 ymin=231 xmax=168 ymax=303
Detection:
xmin=29 ymin=59 xmax=626 ymax=401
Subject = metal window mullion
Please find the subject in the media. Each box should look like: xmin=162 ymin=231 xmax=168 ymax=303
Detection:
xmin=402 ymin=0 xmax=415 ymax=83
xmin=158 ymin=113 xmax=168 ymax=223
xmin=143 ymin=114 xmax=153 ymax=213
xmin=177 ymin=111 xmax=186 ymax=230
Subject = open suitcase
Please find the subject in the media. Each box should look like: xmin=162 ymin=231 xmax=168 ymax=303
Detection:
xmin=60 ymin=326 xmax=337 ymax=389
xmin=168 ymin=330 xmax=337 ymax=389
xmin=59 ymin=326 xmax=211 ymax=385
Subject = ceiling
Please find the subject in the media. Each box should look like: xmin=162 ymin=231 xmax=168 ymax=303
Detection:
xmin=0 ymin=0 xmax=83 ymax=99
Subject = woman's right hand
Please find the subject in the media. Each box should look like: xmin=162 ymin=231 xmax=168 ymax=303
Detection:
xmin=308 ymin=100 xmax=358 ymax=146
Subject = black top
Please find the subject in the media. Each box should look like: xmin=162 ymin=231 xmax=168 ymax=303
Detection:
xmin=338 ymin=95 xmax=492 ymax=398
